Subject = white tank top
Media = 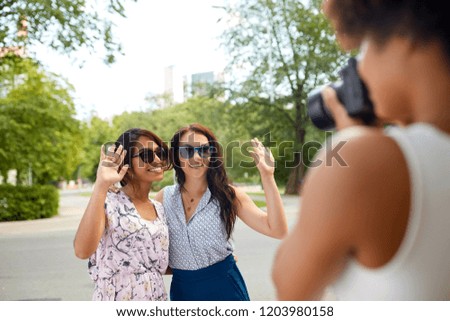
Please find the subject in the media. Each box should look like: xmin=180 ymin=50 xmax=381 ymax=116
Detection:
xmin=332 ymin=123 xmax=450 ymax=300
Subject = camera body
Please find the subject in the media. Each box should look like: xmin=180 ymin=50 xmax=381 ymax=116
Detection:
xmin=307 ymin=57 xmax=376 ymax=130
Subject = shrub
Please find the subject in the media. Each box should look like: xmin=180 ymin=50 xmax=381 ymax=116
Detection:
xmin=0 ymin=185 xmax=59 ymax=222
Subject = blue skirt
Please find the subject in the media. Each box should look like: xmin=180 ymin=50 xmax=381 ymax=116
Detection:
xmin=170 ymin=255 xmax=250 ymax=301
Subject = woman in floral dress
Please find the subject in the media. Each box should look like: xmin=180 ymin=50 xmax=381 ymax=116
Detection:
xmin=74 ymin=128 xmax=170 ymax=301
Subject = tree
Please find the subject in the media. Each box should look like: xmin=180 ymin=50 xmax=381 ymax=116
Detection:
xmin=146 ymin=96 xmax=266 ymax=184
xmin=219 ymin=0 xmax=347 ymax=194
xmin=78 ymin=115 xmax=115 ymax=182
xmin=0 ymin=55 xmax=82 ymax=184
xmin=223 ymin=97 xmax=328 ymax=187
xmin=0 ymin=0 xmax=137 ymax=64
xmin=108 ymin=96 xmax=254 ymax=183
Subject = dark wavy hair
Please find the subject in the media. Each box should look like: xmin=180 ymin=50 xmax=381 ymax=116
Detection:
xmin=115 ymin=128 xmax=169 ymax=187
xmin=326 ymin=0 xmax=449 ymax=61
xmin=170 ymin=123 xmax=238 ymax=239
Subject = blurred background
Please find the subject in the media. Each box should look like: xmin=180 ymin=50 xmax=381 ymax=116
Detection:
xmin=0 ymin=0 xmax=348 ymax=301
xmin=0 ymin=0 xmax=350 ymax=197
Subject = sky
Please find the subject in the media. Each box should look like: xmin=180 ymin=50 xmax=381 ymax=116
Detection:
xmin=34 ymin=0 xmax=228 ymax=120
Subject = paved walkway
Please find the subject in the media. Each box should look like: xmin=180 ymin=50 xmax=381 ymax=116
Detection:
xmin=0 ymin=187 xmax=301 ymax=236
xmin=0 ymin=188 xmax=336 ymax=300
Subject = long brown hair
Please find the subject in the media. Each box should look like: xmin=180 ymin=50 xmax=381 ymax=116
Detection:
xmin=170 ymin=123 xmax=238 ymax=239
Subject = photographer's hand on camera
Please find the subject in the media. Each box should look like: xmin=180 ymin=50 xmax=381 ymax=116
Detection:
xmin=321 ymin=86 xmax=364 ymax=131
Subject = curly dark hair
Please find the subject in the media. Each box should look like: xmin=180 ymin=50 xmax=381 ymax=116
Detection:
xmin=115 ymin=128 xmax=169 ymax=187
xmin=170 ymin=123 xmax=238 ymax=239
xmin=326 ymin=0 xmax=449 ymax=60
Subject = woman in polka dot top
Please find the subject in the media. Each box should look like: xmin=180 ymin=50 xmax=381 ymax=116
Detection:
xmin=155 ymin=123 xmax=288 ymax=301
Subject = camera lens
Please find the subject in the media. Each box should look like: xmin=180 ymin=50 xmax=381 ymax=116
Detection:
xmin=307 ymin=86 xmax=336 ymax=130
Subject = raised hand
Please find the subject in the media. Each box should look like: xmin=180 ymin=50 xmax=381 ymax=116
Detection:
xmin=249 ymin=138 xmax=275 ymax=177
xmin=95 ymin=144 xmax=129 ymax=189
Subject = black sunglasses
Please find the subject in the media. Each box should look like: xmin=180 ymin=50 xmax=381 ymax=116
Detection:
xmin=178 ymin=144 xmax=214 ymax=159
xmin=132 ymin=148 xmax=167 ymax=164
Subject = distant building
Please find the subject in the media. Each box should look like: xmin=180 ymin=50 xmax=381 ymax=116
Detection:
xmin=0 ymin=18 xmax=27 ymax=59
xmin=163 ymin=66 xmax=225 ymax=105
xmin=164 ymin=65 xmax=184 ymax=105
xmin=0 ymin=18 xmax=28 ymax=98
xmin=190 ymin=71 xmax=214 ymax=97
xmin=192 ymin=71 xmax=215 ymax=87
xmin=188 ymin=70 xmax=225 ymax=98
xmin=0 ymin=46 xmax=25 ymax=58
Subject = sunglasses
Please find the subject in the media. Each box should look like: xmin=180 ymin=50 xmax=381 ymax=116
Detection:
xmin=178 ymin=144 xmax=214 ymax=159
xmin=132 ymin=148 xmax=167 ymax=164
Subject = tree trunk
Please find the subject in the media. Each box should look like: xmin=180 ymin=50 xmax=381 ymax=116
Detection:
xmin=285 ymin=153 xmax=303 ymax=195
xmin=0 ymin=169 xmax=7 ymax=184
xmin=15 ymin=168 xmax=21 ymax=186
xmin=284 ymin=127 xmax=306 ymax=195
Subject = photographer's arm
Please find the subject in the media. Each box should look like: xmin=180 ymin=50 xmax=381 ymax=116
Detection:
xmin=272 ymin=131 xmax=408 ymax=300
xmin=272 ymin=138 xmax=359 ymax=299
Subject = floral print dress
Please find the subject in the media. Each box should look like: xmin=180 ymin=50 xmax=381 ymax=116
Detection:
xmin=88 ymin=190 xmax=169 ymax=301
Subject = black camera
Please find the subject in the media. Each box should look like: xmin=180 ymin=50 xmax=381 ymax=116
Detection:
xmin=307 ymin=57 xmax=376 ymax=130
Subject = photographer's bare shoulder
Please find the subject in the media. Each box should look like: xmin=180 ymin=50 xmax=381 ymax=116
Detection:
xmin=304 ymin=127 xmax=411 ymax=266
xmin=272 ymin=127 xmax=411 ymax=299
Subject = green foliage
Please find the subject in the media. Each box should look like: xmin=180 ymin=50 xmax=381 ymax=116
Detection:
xmin=78 ymin=116 xmax=114 ymax=181
xmin=78 ymin=93 xmax=324 ymax=188
xmin=110 ymin=96 xmax=231 ymax=143
xmin=152 ymin=170 xmax=175 ymax=192
xmin=0 ymin=55 xmax=82 ymax=184
xmin=218 ymin=0 xmax=348 ymax=193
xmin=111 ymin=111 xmax=157 ymax=139
xmin=221 ymin=0 xmax=344 ymax=97
xmin=147 ymin=97 xmax=259 ymax=184
xmin=79 ymin=96 xmax=261 ymax=186
xmin=0 ymin=185 xmax=59 ymax=221
xmin=0 ymin=0 xmax=137 ymax=64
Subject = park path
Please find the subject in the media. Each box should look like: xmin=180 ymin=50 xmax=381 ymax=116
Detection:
xmin=0 ymin=187 xmax=335 ymax=300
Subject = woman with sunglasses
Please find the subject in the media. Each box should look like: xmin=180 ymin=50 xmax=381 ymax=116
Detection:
xmin=154 ymin=123 xmax=288 ymax=301
xmin=74 ymin=128 xmax=170 ymax=301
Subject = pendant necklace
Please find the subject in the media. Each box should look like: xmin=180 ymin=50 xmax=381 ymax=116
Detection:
xmin=183 ymin=191 xmax=195 ymax=212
